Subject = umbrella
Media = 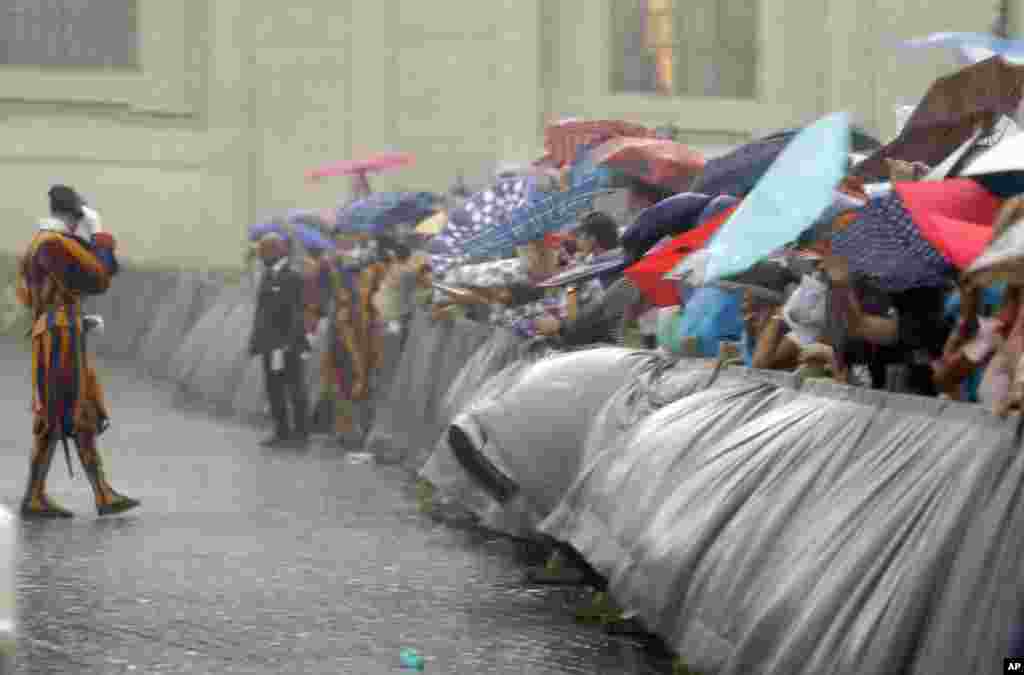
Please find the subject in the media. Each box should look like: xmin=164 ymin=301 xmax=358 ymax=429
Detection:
xmin=855 ymin=57 xmax=1024 ymax=181
xmin=542 ymin=119 xmax=655 ymax=168
xmin=415 ymin=210 xmax=447 ymax=235
xmin=622 ymin=193 xmax=713 ymax=255
xmin=430 ymin=178 xmax=536 ymax=278
xmin=536 ymin=249 xmax=632 ymax=289
xmin=334 ymin=191 xmax=439 ymax=234
xmin=900 ymin=32 xmax=1024 ymax=64
xmin=923 ymin=127 xmax=985 ymax=180
xmin=590 ymin=137 xmax=705 ymax=192
xmin=623 ymin=203 xmax=738 ymax=306
xmin=443 ymin=258 xmax=527 ymax=289
xmin=292 ymin=223 xmax=333 ymax=251
xmin=703 ymin=112 xmax=851 ymax=282
xmin=711 ymin=253 xmax=819 ymax=305
xmin=966 ymin=220 xmax=1024 ymax=287
xmin=962 ymin=131 xmax=1024 ymax=197
xmin=248 ymin=222 xmax=287 ymax=242
xmin=305 ymin=152 xmax=414 ymax=182
xmin=831 ymin=179 xmax=1000 ymax=292
xmin=689 ymin=131 xmax=798 ymax=197
xmin=459 ymin=173 xmax=613 ymax=259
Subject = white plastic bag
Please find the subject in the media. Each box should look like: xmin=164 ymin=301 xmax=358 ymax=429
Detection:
xmin=782 ymin=273 xmax=829 ymax=346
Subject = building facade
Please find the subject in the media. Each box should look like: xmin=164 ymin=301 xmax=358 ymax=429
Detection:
xmin=0 ymin=0 xmax=1016 ymax=268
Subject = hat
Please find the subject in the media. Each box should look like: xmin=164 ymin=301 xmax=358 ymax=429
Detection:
xmin=48 ymin=184 xmax=84 ymax=218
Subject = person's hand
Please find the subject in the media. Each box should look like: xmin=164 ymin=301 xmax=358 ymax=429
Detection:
xmin=351 ymin=380 xmax=368 ymax=401
xmin=83 ymin=314 xmax=105 ymax=335
xmin=819 ymin=254 xmax=851 ymax=286
xmin=431 ymin=304 xmax=455 ymax=321
xmin=799 ymin=342 xmax=834 ymax=366
xmin=534 ymin=315 xmax=561 ymax=336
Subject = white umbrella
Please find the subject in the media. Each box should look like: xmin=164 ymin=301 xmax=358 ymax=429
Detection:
xmin=923 ymin=128 xmax=984 ymax=180
xmin=962 ymin=131 xmax=1024 ymax=177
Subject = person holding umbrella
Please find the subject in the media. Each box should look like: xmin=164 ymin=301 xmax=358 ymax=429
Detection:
xmin=248 ymin=232 xmax=311 ymax=448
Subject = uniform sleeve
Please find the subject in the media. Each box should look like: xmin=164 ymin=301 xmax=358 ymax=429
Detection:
xmin=35 ymin=232 xmax=118 ymax=295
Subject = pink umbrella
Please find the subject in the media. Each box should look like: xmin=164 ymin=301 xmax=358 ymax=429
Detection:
xmin=305 ymin=152 xmax=415 ymax=182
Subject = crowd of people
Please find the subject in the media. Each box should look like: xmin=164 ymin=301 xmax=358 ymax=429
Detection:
xmin=242 ymin=52 xmax=1024 ymax=454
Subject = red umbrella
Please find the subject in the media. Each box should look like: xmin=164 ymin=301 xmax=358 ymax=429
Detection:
xmin=542 ymin=119 xmax=655 ymax=168
xmin=624 ymin=204 xmax=738 ymax=306
xmin=305 ymin=152 xmax=415 ymax=182
xmin=591 ymin=137 xmax=706 ymax=192
xmin=895 ymin=178 xmax=1002 ymax=268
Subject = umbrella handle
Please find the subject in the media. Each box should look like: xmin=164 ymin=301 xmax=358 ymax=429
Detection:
xmin=351 ymin=171 xmax=373 ymax=199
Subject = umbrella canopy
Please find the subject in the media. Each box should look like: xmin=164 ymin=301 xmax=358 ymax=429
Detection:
xmin=286 ymin=208 xmax=331 ymax=230
xmin=430 ymin=178 xmax=536 ymax=278
xmin=855 ymin=57 xmax=1024 ymax=182
xmin=305 ymin=152 xmax=414 ymax=181
xmin=415 ymin=210 xmax=447 ymax=235
xmin=703 ymin=112 xmax=851 ymax=281
xmin=443 ymin=257 xmax=527 ymax=289
xmin=542 ymin=119 xmax=655 ymax=168
xmin=962 ymin=131 xmax=1024 ymax=194
xmin=923 ymin=128 xmax=985 ymax=180
xmin=536 ymin=249 xmax=631 ymax=289
xmin=689 ymin=131 xmax=798 ymax=198
xmin=900 ymin=32 xmax=1024 ymax=64
xmin=624 ymin=203 xmax=737 ymax=306
xmin=459 ymin=173 xmax=612 ymax=259
xmin=831 ymin=180 xmax=1000 ymax=292
xmin=292 ymin=223 xmax=334 ymax=251
xmin=334 ymin=191 xmax=439 ymax=234
xmin=966 ymin=220 xmax=1024 ymax=286
xmin=621 ymin=193 xmax=715 ymax=257
xmin=712 ymin=253 xmax=819 ymax=305
xmin=248 ymin=221 xmax=287 ymax=242
xmin=590 ymin=137 xmax=705 ymax=192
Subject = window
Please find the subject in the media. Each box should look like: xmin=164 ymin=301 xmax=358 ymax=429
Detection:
xmin=0 ymin=0 xmax=139 ymax=69
xmin=612 ymin=0 xmax=758 ymax=99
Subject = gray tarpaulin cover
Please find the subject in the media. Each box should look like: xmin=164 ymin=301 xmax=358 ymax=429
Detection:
xmin=186 ymin=299 xmax=255 ymax=412
xmin=420 ymin=339 xmax=555 ymax=538
xmin=169 ymin=285 xmax=245 ymax=386
xmin=539 ymin=368 xmax=803 ymax=581
xmin=446 ymin=347 xmax=657 ymax=530
xmin=365 ymin=311 xmax=492 ymax=466
xmin=440 ymin=325 xmax=526 ymax=423
xmin=138 ymin=271 xmax=209 ymax=378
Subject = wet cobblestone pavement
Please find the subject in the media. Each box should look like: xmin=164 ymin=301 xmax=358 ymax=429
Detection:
xmin=0 ymin=341 xmax=672 ymax=674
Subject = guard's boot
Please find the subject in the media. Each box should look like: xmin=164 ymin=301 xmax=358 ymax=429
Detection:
xmin=76 ymin=434 xmax=140 ymax=516
xmin=20 ymin=436 xmax=73 ymax=519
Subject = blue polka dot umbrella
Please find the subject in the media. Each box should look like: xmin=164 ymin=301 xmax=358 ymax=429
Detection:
xmin=429 ymin=177 xmax=539 ymax=279
xmin=831 ymin=179 xmax=1001 ymax=292
xmin=458 ymin=172 xmax=614 ymax=259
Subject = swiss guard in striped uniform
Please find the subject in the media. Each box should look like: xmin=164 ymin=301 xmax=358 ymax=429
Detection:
xmin=16 ymin=185 xmax=140 ymax=518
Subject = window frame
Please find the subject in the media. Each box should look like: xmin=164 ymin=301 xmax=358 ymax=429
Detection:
xmin=0 ymin=1 xmax=195 ymax=116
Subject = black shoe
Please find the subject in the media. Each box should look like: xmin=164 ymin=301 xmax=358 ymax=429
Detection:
xmin=259 ymin=433 xmax=292 ymax=448
xmin=97 ymin=494 xmax=141 ymax=516
xmin=288 ymin=433 xmax=311 ymax=449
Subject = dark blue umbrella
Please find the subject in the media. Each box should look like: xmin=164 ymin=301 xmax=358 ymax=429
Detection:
xmin=293 ymin=223 xmax=333 ymax=251
xmin=621 ymin=192 xmax=715 ymax=258
xmin=334 ymin=191 xmax=440 ymax=234
xmin=691 ymin=132 xmax=799 ymax=197
xmin=536 ymin=249 xmax=630 ymax=288
xmin=248 ymin=221 xmax=287 ymax=242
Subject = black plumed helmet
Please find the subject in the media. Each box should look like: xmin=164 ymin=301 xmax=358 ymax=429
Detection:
xmin=48 ymin=184 xmax=85 ymax=219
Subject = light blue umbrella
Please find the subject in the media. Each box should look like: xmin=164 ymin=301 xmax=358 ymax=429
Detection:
xmin=702 ymin=112 xmax=851 ymax=282
xmin=900 ymin=32 xmax=1024 ymax=64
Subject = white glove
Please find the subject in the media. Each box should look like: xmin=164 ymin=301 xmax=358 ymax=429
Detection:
xmin=386 ymin=320 xmax=402 ymax=335
xmin=306 ymin=331 xmax=321 ymax=351
xmin=83 ymin=314 xmax=105 ymax=335
xmin=78 ymin=206 xmax=103 ymax=239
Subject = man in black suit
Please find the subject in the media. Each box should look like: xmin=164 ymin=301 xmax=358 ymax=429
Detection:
xmin=248 ymin=232 xmax=311 ymax=448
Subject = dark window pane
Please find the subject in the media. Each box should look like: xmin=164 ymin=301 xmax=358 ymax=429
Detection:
xmin=0 ymin=0 xmax=138 ymax=68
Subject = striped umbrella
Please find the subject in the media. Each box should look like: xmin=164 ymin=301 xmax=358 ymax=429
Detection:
xmin=459 ymin=172 xmax=614 ymax=258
